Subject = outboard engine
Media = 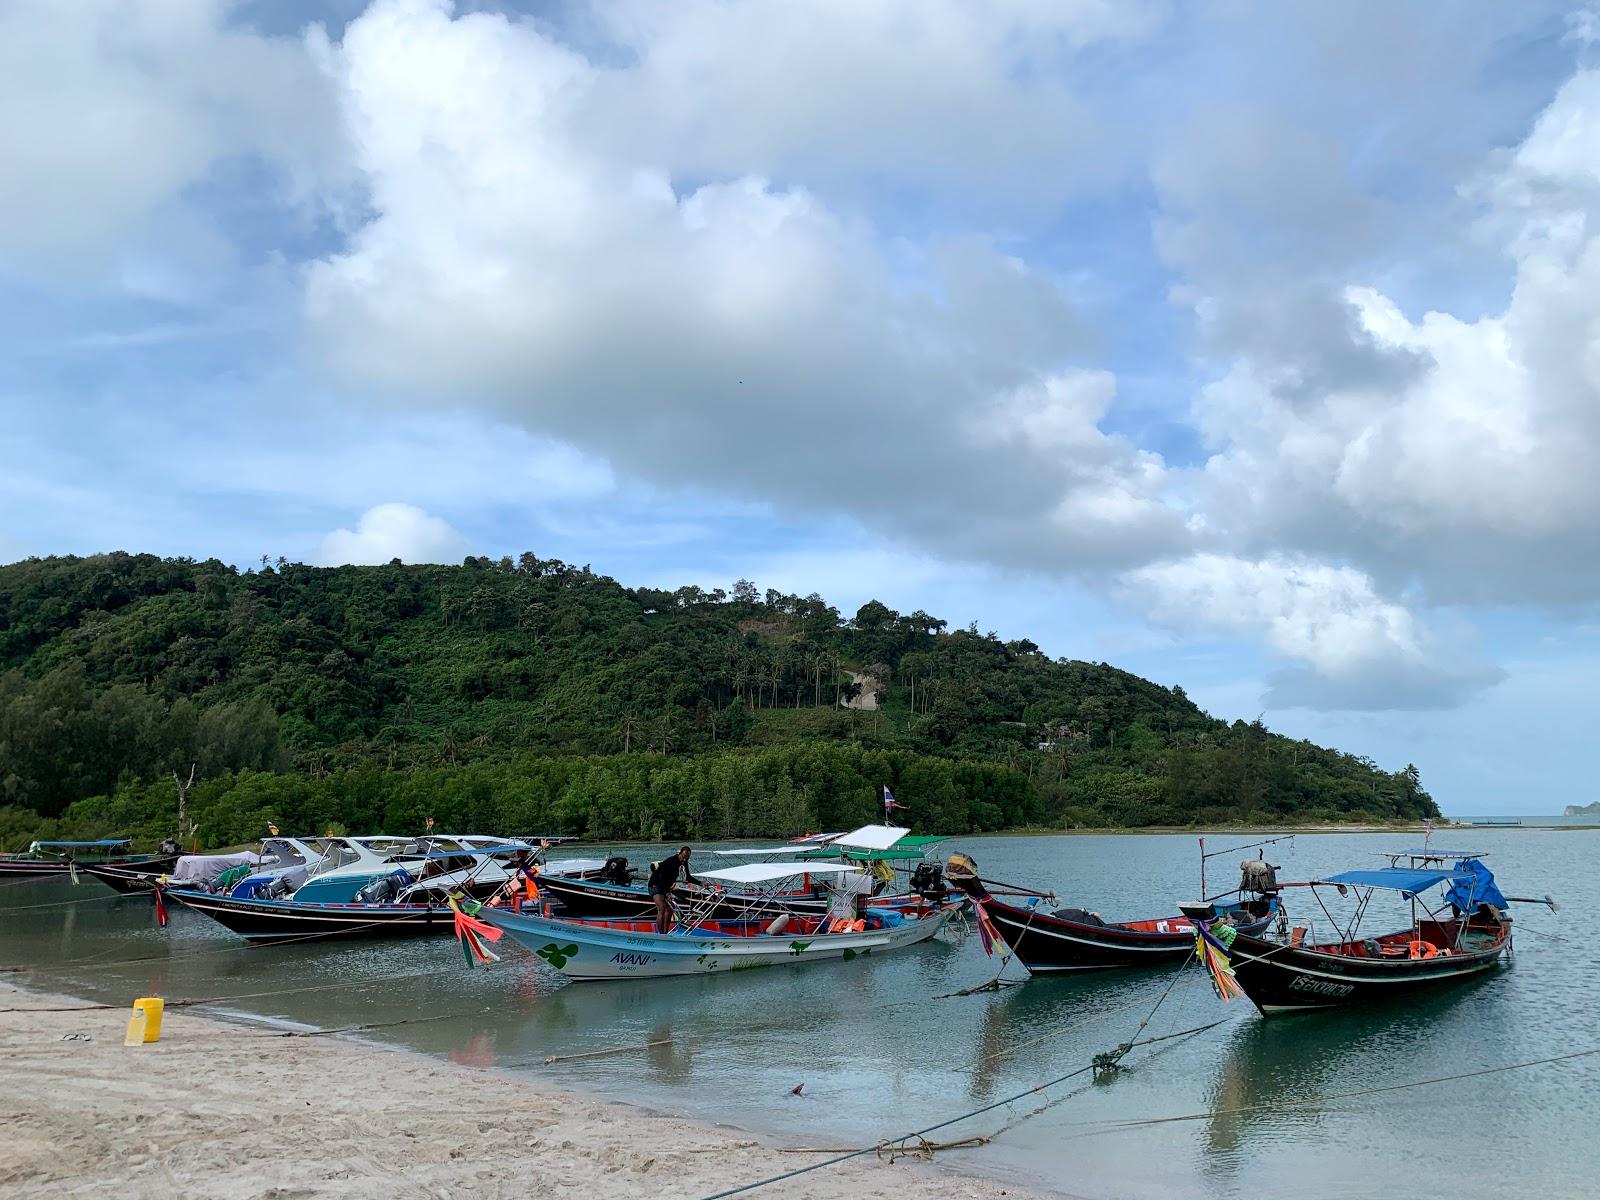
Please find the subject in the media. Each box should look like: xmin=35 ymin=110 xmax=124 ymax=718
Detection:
xmin=354 ymin=869 xmax=409 ymax=904
xmin=602 ymin=855 xmax=631 ymax=886
xmin=908 ymin=861 xmax=947 ymax=901
xmin=263 ymin=874 xmax=295 ymax=900
xmin=1239 ymin=859 xmax=1279 ymax=895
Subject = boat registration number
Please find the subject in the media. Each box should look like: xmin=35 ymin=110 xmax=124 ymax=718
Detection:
xmin=1288 ymin=976 xmax=1354 ymax=998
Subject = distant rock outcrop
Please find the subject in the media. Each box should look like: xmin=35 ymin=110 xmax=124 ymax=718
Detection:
xmin=1564 ymin=801 xmax=1600 ymax=816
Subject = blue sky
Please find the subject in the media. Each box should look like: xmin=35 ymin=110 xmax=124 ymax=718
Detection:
xmin=5 ymin=1 xmax=1600 ymax=814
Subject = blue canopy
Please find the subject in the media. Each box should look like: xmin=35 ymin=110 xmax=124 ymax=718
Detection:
xmin=1445 ymin=858 xmax=1506 ymax=912
xmin=1320 ymin=867 xmax=1466 ymax=896
xmin=33 ymin=838 xmax=132 ymax=847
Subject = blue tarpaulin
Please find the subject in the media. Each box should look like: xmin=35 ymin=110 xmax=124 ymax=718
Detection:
xmin=1446 ymin=858 xmax=1507 ymax=912
xmin=1320 ymin=867 xmax=1466 ymax=896
xmin=32 ymin=839 xmax=132 ymax=847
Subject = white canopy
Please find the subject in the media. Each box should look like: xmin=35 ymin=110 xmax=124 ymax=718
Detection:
xmin=788 ymin=831 xmax=843 ymax=844
xmin=830 ymin=824 xmax=909 ymax=852
xmin=544 ymin=858 xmax=608 ymax=876
xmin=711 ymin=847 xmax=789 ymax=857
xmin=698 ymin=862 xmax=866 ymax=885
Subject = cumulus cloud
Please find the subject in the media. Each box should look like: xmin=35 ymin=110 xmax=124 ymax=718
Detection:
xmin=0 ymin=0 xmax=343 ymax=277
xmin=1122 ymin=555 xmax=1504 ymax=710
xmin=318 ymin=503 xmax=468 ymax=565
xmin=1189 ymin=68 xmax=1600 ymax=606
xmin=305 ymin=0 xmax=1182 ymax=574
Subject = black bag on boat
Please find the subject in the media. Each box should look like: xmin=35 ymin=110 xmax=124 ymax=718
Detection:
xmin=1239 ymin=859 xmax=1279 ymax=894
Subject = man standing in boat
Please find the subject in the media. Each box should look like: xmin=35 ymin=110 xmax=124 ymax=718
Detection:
xmin=649 ymin=846 xmax=701 ymax=933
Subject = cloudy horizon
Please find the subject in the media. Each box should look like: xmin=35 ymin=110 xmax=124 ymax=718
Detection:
xmin=6 ymin=0 xmax=1600 ymax=814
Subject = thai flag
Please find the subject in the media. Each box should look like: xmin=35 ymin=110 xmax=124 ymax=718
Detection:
xmin=883 ymin=786 xmax=907 ymax=816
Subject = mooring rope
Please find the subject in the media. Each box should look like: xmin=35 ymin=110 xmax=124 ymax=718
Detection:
xmin=1055 ymin=1045 xmax=1600 ymax=1138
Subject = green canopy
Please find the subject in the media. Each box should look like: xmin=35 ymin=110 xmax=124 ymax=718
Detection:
xmin=895 ymin=835 xmax=948 ymax=848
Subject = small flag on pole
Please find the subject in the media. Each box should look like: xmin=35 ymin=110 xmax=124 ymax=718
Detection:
xmin=882 ymin=786 xmax=907 ymax=819
xmin=267 ymin=822 xmax=279 ymax=836
xmin=425 ymin=816 xmax=435 ymax=832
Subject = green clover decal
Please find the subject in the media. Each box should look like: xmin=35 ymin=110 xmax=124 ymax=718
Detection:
xmin=536 ymin=942 xmax=580 ymax=968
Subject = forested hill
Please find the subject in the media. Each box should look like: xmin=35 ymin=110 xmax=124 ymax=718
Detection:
xmin=0 ymin=552 xmax=1439 ymax=846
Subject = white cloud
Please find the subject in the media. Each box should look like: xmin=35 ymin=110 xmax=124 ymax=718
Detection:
xmin=1122 ymin=554 xmax=1504 ymax=710
xmin=304 ymin=0 xmax=1182 ymax=576
xmin=1188 ymin=68 xmax=1600 ymax=606
xmin=318 ymin=502 xmax=468 ymax=565
xmin=0 ymin=0 xmax=343 ymax=278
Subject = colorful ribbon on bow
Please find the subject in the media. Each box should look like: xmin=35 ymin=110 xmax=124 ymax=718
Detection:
xmin=448 ymin=894 xmax=503 ymax=969
xmin=1194 ymin=921 xmax=1244 ymax=1002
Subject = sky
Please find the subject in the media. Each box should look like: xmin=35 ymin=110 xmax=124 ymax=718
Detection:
xmin=3 ymin=0 xmax=1599 ymax=815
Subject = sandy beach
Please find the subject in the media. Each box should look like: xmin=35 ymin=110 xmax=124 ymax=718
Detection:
xmin=0 ymin=980 xmax=1045 ymax=1200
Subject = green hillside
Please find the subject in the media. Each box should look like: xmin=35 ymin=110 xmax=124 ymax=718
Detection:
xmin=0 ymin=552 xmax=1439 ymax=846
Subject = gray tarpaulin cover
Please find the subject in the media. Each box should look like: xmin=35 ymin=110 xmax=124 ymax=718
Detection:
xmin=170 ymin=852 xmax=263 ymax=885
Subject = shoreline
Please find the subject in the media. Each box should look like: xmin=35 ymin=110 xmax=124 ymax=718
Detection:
xmin=0 ymin=978 xmax=1053 ymax=1200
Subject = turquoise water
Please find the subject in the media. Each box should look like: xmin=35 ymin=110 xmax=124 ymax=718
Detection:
xmin=3 ymin=829 xmax=1594 ymax=1199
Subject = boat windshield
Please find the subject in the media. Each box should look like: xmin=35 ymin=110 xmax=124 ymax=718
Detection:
xmin=260 ymin=839 xmax=307 ymax=869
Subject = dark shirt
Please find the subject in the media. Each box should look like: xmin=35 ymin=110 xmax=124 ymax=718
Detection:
xmin=648 ymin=856 xmax=695 ymax=892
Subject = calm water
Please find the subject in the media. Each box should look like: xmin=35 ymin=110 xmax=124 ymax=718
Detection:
xmin=4 ymin=829 xmax=1595 ymax=1199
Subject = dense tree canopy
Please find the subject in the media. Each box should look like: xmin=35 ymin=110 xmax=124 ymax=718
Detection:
xmin=0 ymin=552 xmax=1439 ymax=844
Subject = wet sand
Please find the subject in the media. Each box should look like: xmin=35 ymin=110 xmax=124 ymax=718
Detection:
xmin=0 ymin=980 xmax=1047 ymax=1200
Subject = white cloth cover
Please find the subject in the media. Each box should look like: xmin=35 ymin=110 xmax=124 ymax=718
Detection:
xmin=169 ymin=852 xmax=262 ymax=885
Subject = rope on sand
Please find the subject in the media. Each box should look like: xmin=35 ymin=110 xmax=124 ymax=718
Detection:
xmin=543 ymin=1037 xmax=675 ymax=1065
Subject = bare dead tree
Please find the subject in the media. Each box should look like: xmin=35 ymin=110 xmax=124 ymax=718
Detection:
xmin=173 ymin=763 xmax=197 ymax=849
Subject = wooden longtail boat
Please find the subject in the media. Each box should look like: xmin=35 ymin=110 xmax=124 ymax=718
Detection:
xmin=485 ymin=861 xmax=956 ymax=980
xmin=951 ymin=871 xmax=1279 ymax=971
xmin=1189 ymin=849 xmax=1543 ymax=1016
xmin=0 ymin=839 xmax=171 ymax=878
xmin=945 ymin=838 xmax=1287 ymax=972
xmin=163 ymin=888 xmax=457 ymax=941
xmin=79 ymin=858 xmax=183 ymax=894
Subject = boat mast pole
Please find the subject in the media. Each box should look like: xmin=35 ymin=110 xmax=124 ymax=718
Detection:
xmin=1199 ymin=837 xmax=1205 ymax=902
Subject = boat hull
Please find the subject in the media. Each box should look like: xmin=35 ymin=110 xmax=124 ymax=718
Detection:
xmin=968 ymin=888 xmax=1278 ymax=972
xmin=0 ymin=853 xmax=175 ymax=879
xmin=485 ymin=905 xmax=954 ymax=980
xmin=165 ymin=889 xmax=456 ymax=941
xmin=1224 ymin=922 xmax=1509 ymax=1015
xmin=80 ymin=858 xmax=183 ymax=894
xmin=535 ymin=873 xmax=887 ymax=921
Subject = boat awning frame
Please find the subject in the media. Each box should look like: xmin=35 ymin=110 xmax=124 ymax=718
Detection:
xmin=1318 ymin=867 xmax=1468 ymax=895
xmin=698 ymin=862 xmax=866 ymax=885
xmin=828 ymin=824 xmax=910 ymax=851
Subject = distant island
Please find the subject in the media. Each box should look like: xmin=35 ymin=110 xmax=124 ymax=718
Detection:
xmin=1564 ymin=802 xmax=1600 ymax=816
xmin=0 ymin=552 xmax=1441 ymax=847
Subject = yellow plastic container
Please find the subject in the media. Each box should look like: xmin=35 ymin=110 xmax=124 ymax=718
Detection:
xmin=126 ymin=997 xmax=163 ymax=1044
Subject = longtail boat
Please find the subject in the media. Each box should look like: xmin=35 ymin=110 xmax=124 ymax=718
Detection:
xmin=946 ymin=848 xmax=1282 ymax=972
xmin=1186 ymin=848 xmax=1550 ymax=1016
xmin=537 ymin=825 xmax=952 ymax=922
xmin=484 ymin=861 xmax=956 ymax=980
xmin=0 ymin=839 xmax=173 ymax=878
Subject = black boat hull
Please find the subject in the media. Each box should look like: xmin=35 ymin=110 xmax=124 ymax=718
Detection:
xmin=80 ymin=858 xmax=183 ymax=894
xmin=0 ymin=853 xmax=175 ymax=879
xmin=967 ymin=886 xmax=1278 ymax=972
xmin=166 ymin=889 xmax=457 ymax=942
xmin=1224 ymin=922 xmax=1508 ymax=1015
